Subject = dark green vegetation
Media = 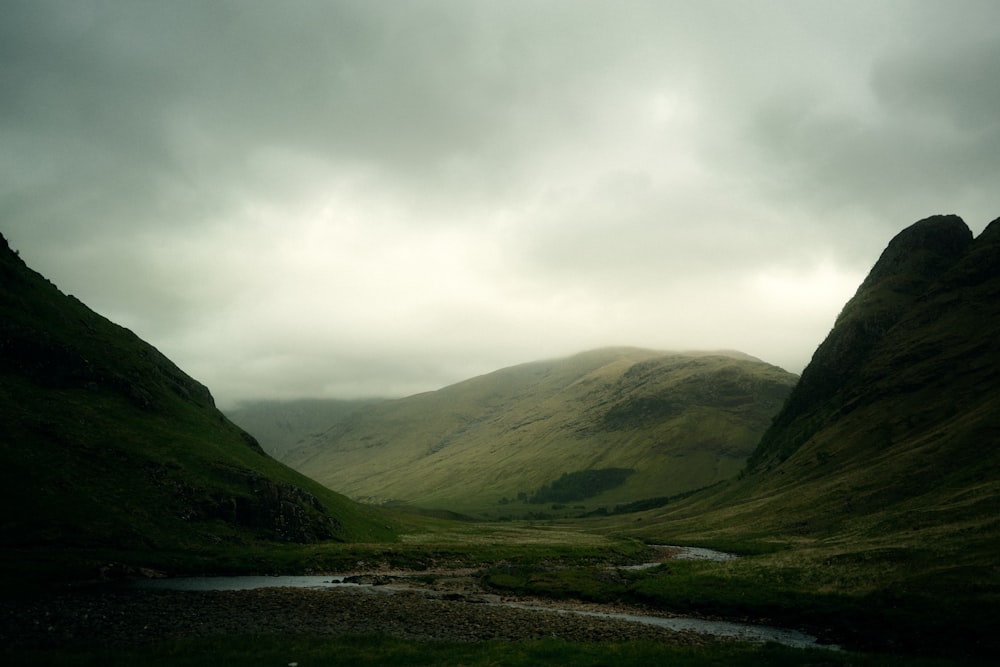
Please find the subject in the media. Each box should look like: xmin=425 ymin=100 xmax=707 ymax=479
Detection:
xmin=282 ymin=347 xmax=796 ymax=517
xmin=481 ymin=551 xmax=995 ymax=657
xmin=569 ymin=214 xmax=1000 ymax=658
xmin=0 ymin=233 xmax=397 ymax=580
xmin=3 ymin=635 xmax=975 ymax=667
xmin=2 ymin=214 xmax=998 ymax=664
xmin=527 ymin=468 xmax=634 ymax=504
xmin=620 ymin=215 xmax=1000 ymax=542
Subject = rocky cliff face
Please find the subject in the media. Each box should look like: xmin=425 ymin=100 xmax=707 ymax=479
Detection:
xmin=200 ymin=467 xmax=343 ymax=543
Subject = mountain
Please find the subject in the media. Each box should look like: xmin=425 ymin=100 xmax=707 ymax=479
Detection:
xmin=603 ymin=214 xmax=1000 ymax=656
xmin=630 ymin=214 xmax=1000 ymax=544
xmin=225 ymin=398 xmax=384 ymax=460
xmin=748 ymin=213 xmax=982 ymax=472
xmin=284 ymin=347 xmax=797 ymax=517
xmin=0 ymin=233 xmax=396 ymax=567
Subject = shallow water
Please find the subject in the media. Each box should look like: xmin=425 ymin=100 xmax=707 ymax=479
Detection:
xmin=662 ymin=545 xmax=740 ymax=561
xmin=131 ymin=573 xmax=836 ymax=650
xmin=618 ymin=544 xmax=739 ymax=570
xmin=133 ymin=575 xmax=348 ymax=591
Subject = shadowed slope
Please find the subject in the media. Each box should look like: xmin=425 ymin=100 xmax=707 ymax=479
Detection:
xmin=0 ymin=233 xmax=397 ymax=558
xmin=628 ymin=214 xmax=1000 ymax=545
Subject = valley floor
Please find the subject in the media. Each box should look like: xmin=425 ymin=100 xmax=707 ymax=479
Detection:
xmin=1 ymin=585 xmax=721 ymax=648
xmin=1 ymin=546 xmax=991 ymax=666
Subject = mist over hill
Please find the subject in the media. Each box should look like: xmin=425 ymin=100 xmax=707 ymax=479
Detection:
xmin=282 ymin=347 xmax=797 ymax=517
xmin=225 ymin=398 xmax=384 ymax=461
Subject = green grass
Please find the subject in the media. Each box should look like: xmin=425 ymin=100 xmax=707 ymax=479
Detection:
xmin=479 ymin=540 xmax=999 ymax=658
xmin=2 ymin=634 xmax=984 ymax=667
xmin=2 ymin=514 xmax=996 ymax=659
xmin=0 ymin=376 xmax=401 ymax=549
xmin=279 ymin=348 xmax=795 ymax=517
xmin=4 ymin=222 xmax=999 ymax=664
xmin=0 ymin=521 xmax=654 ymax=590
xmin=1 ymin=237 xmax=406 ymax=555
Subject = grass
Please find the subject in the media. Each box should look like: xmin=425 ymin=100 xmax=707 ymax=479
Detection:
xmin=0 ymin=521 xmax=654 ymax=591
xmin=2 ymin=516 xmax=996 ymax=660
xmin=4 ymin=223 xmax=999 ymax=664
xmin=280 ymin=348 xmax=796 ymax=516
xmin=2 ymin=634 xmax=987 ymax=667
xmin=478 ymin=538 xmax=1000 ymax=659
xmin=2 ymin=239 xmax=403 ymax=555
xmin=0 ymin=376 xmax=401 ymax=550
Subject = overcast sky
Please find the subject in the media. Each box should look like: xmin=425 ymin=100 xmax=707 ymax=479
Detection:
xmin=3 ymin=1 xmax=998 ymax=407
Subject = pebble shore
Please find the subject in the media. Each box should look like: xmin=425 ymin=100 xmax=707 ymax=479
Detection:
xmin=0 ymin=586 xmax=718 ymax=648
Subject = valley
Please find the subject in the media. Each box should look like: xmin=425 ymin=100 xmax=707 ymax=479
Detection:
xmin=2 ymin=215 xmax=999 ymax=665
xmin=2 ymin=519 xmax=990 ymax=664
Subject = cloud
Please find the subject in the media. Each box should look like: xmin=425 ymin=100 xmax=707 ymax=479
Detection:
xmin=2 ymin=1 xmax=997 ymax=406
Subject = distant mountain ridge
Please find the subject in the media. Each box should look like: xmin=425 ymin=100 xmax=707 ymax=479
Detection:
xmin=285 ymin=347 xmax=797 ymax=517
xmin=225 ymin=398 xmax=384 ymax=460
xmin=0 ymin=233 xmax=395 ymax=556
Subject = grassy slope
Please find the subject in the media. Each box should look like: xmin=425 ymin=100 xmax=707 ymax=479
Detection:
xmin=652 ymin=216 xmax=1000 ymax=542
xmin=566 ymin=216 xmax=1000 ymax=656
xmin=0 ymin=234 xmax=398 ymax=578
xmin=284 ymin=348 xmax=796 ymax=516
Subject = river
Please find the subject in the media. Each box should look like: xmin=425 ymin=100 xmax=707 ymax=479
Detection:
xmin=131 ymin=548 xmax=838 ymax=651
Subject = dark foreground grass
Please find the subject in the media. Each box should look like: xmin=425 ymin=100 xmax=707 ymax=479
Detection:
xmin=2 ymin=635 xmax=984 ymax=667
xmin=482 ymin=560 xmax=998 ymax=659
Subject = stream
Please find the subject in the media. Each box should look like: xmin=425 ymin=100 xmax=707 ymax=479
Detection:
xmin=131 ymin=546 xmax=837 ymax=651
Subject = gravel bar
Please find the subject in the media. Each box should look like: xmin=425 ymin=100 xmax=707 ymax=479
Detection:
xmin=0 ymin=587 xmax=720 ymax=648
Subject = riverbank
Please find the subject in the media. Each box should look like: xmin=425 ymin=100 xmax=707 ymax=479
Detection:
xmin=0 ymin=586 xmax=722 ymax=648
xmin=0 ymin=545 xmax=829 ymax=651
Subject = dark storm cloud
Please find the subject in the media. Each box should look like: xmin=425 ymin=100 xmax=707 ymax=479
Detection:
xmin=743 ymin=1 xmax=1000 ymax=251
xmin=2 ymin=1 xmax=997 ymax=405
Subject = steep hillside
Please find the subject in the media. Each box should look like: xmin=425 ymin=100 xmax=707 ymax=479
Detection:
xmin=0 ymin=233 xmax=396 ymax=565
xmin=225 ymin=398 xmax=384 ymax=460
xmin=747 ymin=214 xmax=977 ymax=471
xmin=742 ymin=213 xmax=1000 ymax=537
xmin=286 ymin=348 xmax=796 ymax=516
xmin=592 ymin=214 xmax=1000 ymax=656
xmin=627 ymin=214 xmax=1000 ymax=545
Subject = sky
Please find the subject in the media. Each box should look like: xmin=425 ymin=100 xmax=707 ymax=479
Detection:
xmin=3 ymin=1 xmax=998 ymax=408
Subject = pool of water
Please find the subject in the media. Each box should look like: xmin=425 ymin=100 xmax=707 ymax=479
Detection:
xmin=133 ymin=575 xmax=348 ymax=591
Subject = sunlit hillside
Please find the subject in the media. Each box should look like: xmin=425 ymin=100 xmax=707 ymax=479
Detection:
xmin=283 ymin=347 xmax=797 ymax=517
